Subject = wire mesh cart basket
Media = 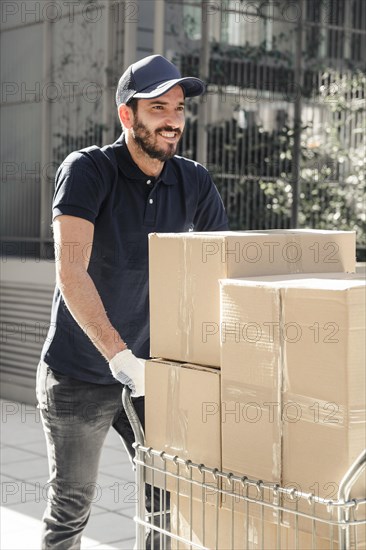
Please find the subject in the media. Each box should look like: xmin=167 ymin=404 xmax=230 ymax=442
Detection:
xmin=122 ymin=388 xmax=366 ymax=550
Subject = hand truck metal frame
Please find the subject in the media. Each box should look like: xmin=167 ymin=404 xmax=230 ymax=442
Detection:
xmin=122 ymin=387 xmax=366 ymax=550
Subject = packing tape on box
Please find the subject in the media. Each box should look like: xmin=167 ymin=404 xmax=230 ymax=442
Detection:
xmin=177 ymin=238 xmax=194 ymax=361
xmin=283 ymin=393 xmax=366 ymax=426
xmin=279 ymin=288 xmax=289 ymax=393
xmin=165 ymin=365 xmax=188 ymax=457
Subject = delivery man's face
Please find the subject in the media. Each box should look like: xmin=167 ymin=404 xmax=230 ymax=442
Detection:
xmin=130 ymin=85 xmax=186 ymax=161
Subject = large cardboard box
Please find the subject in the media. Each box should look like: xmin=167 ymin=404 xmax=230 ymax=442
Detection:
xmin=171 ymin=493 xmax=353 ymax=549
xmin=145 ymin=359 xmax=221 ymax=503
xmin=220 ymin=281 xmax=282 ymax=483
xmin=149 ymin=230 xmax=355 ymax=367
xmin=171 ymin=492 xmax=288 ymax=550
xmin=220 ymin=273 xmax=366 ymax=537
xmin=279 ymin=274 xmax=366 ymax=539
xmin=286 ymin=526 xmax=340 ymax=549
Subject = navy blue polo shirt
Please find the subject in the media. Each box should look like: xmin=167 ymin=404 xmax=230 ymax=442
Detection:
xmin=41 ymin=133 xmax=229 ymax=384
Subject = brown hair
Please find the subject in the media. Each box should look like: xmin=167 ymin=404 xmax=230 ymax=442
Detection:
xmin=127 ymin=98 xmax=138 ymax=115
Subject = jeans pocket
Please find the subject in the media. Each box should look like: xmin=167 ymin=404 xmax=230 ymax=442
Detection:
xmin=36 ymin=360 xmax=49 ymax=410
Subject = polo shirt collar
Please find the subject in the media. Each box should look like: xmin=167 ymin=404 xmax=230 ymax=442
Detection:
xmin=114 ymin=133 xmax=176 ymax=186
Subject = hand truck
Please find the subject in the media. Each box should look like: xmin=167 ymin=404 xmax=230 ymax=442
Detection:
xmin=122 ymin=387 xmax=366 ymax=550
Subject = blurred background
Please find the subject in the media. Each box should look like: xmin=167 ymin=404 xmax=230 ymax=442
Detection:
xmin=1 ymin=0 xmax=365 ymax=403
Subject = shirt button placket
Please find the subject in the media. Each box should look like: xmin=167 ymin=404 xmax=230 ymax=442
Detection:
xmin=144 ymin=189 xmax=157 ymax=225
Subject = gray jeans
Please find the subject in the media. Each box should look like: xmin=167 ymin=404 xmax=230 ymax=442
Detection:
xmin=36 ymin=360 xmax=145 ymax=550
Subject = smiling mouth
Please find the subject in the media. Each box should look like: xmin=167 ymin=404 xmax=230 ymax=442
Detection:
xmin=159 ymin=131 xmax=178 ymax=139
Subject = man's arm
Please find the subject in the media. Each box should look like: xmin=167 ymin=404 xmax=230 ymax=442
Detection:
xmin=53 ymin=214 xmax=126 ymax=360
xmin=54 ymin=214 xmax=145 ymax=396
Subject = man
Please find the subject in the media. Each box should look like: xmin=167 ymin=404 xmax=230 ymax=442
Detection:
xmin=37 ymin=54 xmax=228 ymax=549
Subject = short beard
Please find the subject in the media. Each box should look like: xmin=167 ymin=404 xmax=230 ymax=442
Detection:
xmin=132 ymin=119 xmax=182 ymax=162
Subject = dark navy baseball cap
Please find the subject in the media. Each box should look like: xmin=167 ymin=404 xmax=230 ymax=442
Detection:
xmin=116 ymin=55 xmax=206 ymax=106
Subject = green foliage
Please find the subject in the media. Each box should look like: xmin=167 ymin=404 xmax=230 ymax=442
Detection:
xmin=259 ymin=179 xmax=293 ymax=218
xmin=210 ymin=36 xmax=293 ymax=67
xmin=259 ymin=70 xmax=366 ymax=250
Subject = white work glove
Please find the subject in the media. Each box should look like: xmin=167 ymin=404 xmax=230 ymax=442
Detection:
xmin=109 ymin=349 xmax=145 ymax=398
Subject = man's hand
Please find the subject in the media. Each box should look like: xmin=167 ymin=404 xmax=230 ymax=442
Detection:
xmin=109 ymin=349 xmax=145 ymax=397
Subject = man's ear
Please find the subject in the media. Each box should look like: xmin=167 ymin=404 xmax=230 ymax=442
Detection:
xmin=118 ymin=104 xmax=134 ymax=129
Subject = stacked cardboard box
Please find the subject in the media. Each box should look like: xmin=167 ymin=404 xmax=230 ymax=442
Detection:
xmin=145 ymin=359 xmax=221 ymax=503
xmin=170 ymin=492 xmax=341 ymax=550
xmin=149 ymin=230 xmax=355 ymax=367
xmin=145 ymin=229 xmax=365 ymax=548
xmin=170 ymin=492 xmax=290 ymax=550
xmin=220 ymin=273 xmax=366 ymax=544
xmin=220 ymin=274 xmax=365 ymax=486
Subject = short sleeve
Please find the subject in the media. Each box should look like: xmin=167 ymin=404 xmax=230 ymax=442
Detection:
xmin=52 ymin=149 xmax=109 ymax=224
xmin=193 ymin=167 xmax=229 ymax=231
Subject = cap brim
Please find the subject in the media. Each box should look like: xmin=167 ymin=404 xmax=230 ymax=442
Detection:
xmin=133 ymin=77 xmax=206 ymax=100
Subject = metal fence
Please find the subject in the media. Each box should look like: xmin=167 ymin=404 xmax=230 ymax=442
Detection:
xmin=176 ymin=0 xmax=366 ymax=249
xmin=178 ymin=66 xmax=365 ymax=238
xmin=1 ymin=0 xmax=365 ymax=258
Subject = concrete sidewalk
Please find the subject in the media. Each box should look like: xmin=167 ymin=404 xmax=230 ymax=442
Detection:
xmin=1 ymin=399 xmax=137 ymax=549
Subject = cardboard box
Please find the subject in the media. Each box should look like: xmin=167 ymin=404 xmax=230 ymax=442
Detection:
xmin=287 ymin=527 xmax=340 ymax=549
xmin=279 ymin=274 xmax=366 ymax=537
xmin=286 ymin=517 xmax=365 ymax=549
xmin=282 ymin=500 xmax=366 ymax=548
xmin=170 ymin=493 xmax=364 ymax=549
xmin=149 ymin=230 xmax=355 ymax=367
xmin=220 ymin=273 xmax=366 ymax=535
xmin=220 ymin=281 xmax=282 ymax=483
xmin=171 ymin=492 xmax=288 ymax=550
xmin=145 ymin=359 xmax=221 ymax=503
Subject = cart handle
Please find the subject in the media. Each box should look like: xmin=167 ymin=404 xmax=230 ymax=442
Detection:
xmin=122 ymin=389 xmax=147 ymax=550
xmin=337 ymin=448 xmax=366 ymax=503
xmin=337 ymin=449 xmax=366 ymax=550
xmin=122 ymin=386 xmax=145 ymax=447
